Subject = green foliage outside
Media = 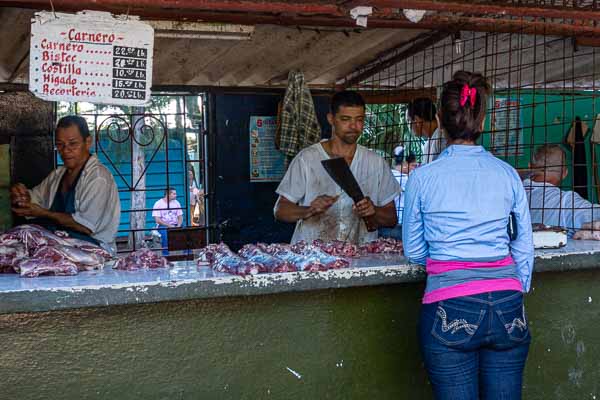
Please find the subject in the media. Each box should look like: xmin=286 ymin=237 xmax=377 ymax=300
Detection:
xmin=360 ymin=103 xmax=425 ymax=164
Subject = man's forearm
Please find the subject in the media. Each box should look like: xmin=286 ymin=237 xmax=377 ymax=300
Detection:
xmin=374 ymin=204 xmax=398 ymax=228
xmin=45 ymin=210 xmax=93 ymax=235
xmin=274 ymin=198 xmax=309 ymax=223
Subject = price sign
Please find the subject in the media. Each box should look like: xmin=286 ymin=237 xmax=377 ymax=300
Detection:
xmin=29 ymin=10 xmax=154 ymax=106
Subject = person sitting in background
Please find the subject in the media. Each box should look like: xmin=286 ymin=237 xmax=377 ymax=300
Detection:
xmin=152 ymin=188 xmax=183 ymax=255
xmin=379 ymin=145 xmax=417 ymax=240
xmin=407 ymin=97 xmax=446 ymax=164
xmin=10 ymin=115 xmax=120 ymax=254
xmin=524 ymin=144 xmax=600 ymax=237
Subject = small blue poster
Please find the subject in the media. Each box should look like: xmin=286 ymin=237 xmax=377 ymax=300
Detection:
xmin=249 ymin=116 xmax=286 ymax=182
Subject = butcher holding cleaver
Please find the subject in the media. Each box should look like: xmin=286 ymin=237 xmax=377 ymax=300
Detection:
xmin=273 ymin=91 xmax=400 ymax=245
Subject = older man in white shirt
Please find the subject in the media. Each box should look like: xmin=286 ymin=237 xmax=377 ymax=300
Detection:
xmin=523 ymin=144 xmax=600 ymax=237
xmin=10 ymin=115 xmax=121 ymax=254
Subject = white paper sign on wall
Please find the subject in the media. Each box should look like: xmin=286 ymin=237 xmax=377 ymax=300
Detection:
xmin=29 ymin=10 xmax=154 ymax=106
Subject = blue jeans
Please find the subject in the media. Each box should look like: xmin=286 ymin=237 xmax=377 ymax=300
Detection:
xmin=419 ymin=290 xmax=531 ymax=400
xmin=158 ymin=227 xmax=169 ymax=256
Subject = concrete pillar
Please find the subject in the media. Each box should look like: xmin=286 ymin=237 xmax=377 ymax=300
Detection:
xmin=0 ymin=91 xmax=54 ymax=227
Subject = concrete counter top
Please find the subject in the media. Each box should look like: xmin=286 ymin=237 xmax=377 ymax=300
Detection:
xmin=1 ymin=241 xmax=599 ymax=314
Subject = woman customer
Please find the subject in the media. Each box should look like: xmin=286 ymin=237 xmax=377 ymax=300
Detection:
xmin=402 ymin=71 xmax=534 ymax=400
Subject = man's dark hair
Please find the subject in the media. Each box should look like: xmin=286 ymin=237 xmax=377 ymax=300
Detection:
xmin=56 ymin=115 xmax=90 ymax=139
xmin=164 ymin=187 xmax=176 ymax=195
xmin=330 ymin=90 xmax=365 ymax=115
xmin=407 ymin=98 xmax=437 ymax=122
xmin=405 ymin=153 xmax=417 ymax=164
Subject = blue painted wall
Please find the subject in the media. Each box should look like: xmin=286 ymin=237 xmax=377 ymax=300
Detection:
xmin=89 ymin=135 xmax=187 ymax=237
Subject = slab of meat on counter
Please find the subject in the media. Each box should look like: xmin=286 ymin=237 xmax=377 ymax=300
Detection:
xmin=359 ymin=238 xmax=404 ymax=255
xmin=291 ymin=242 xmax=349 ymax=269
xmin=33 ymin=245 xmax=105 ymax=271
xmin=0 ymin=224 xmax=69 ymax=252
xmin=195 ymin=238 xmax=406 ymax=276
xmin=0 ymin=224 xmax=112 ymax=276
xmin=0 ymin=244 xmax=27 ymax=273
xmin=114 ymin=248 xmax=170 ymax=271
xmin=15 ymin=258 xmax=78 ymax=278
xmin=238 ymin=244 xmax=297 ymax=273
xmin=62 ymin=237 xmax=112 ymax=259
xmin=198 ymin=243 xmax=266 ymax=276
xmin=312 ymin=239 xmax=360 ymax=257
xmin=261 ymin=243 xmax=328 ymax=272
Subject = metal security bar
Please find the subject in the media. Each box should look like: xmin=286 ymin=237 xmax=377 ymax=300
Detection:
xmin=55 ymin=93 xmax=208 ymax=252
xmin=345 ymin=25 xmax=600 ymax=237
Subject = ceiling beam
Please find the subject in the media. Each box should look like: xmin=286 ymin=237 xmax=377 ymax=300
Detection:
xmin=342 ymin=1 xmax=600 ymax=22
xmin=341 ymin=30 xmax=449 ymax=88
xmin=3 ymin=0 xmax=342 ymax=15
xmin=5 ymin=0 xmax=600 ymax=38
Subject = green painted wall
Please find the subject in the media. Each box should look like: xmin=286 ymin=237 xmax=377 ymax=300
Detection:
xmin=1 ymin=269 xmax=599 ymax=399
xmin=482 ymin=90 xmax=600 ymax=202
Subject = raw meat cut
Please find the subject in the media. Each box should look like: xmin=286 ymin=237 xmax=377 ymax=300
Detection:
xmin=238 ymin=244 xmax=297 ymax=273
xmin=15 ymin=257 xmax=78 ymax=278
xmin=197 ymin=243 xmax=266 ymax=276
xmin=63 ymin=238 xmax=112 ymax=259
xmin=573 ymin=223 xmax=600 ymax=241
xmin=0 ymin=225 xmax=112 ymax=258
xmin=573 ymin=230 xmax=600 ymax=240
xmin=0 ymin=225 xmax=113 ymax=276
xmin=33 ymin=245 xmax=104 ymax=271
xmin=0 ymin=244 xmax=26 ymax=272
xmin=312 ymin=239 xmax=360 ymax=257
xmin=291 ymin=242 xmax=349 ymax=269
xmin=262 ymin=243 xmax=328 ymax=272
xmin=114 ymin=248 xmax=170 ymax=270
xmin=196 ymin=243 xmax=220 ymax=264
xmin=0 ymin=224 xmax=69 ymax=252
xmin=359 ymin=238 xmax=404 ymax=255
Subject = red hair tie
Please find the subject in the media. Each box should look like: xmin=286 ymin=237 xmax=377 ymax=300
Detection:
xmin=460 ymin=84 xmax=477 ymax=108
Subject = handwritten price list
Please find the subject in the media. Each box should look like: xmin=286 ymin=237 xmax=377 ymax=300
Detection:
xmin=112 ymin=46 xmax=147 ymax=100
xmin=29 ymin=11 xmax=153 ymax=106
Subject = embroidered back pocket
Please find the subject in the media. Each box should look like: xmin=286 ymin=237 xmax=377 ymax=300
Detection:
xmin=431 ymin=303 xmax=485 ymax=346
xmin=497 ymin=304 xmax=529 ymax=342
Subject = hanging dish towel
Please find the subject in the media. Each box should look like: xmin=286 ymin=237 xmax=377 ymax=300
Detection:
xmin=591 ymin=113 xmax=600 ymax=144
xmin=276 ymin=70 xmax=321 ymax=160
xmin=566 ymin=117 xmax=589 ymax=199
xmin=565 ymin=118 xmax=589 ymax=146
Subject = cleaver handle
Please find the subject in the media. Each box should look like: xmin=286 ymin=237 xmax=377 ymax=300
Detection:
xmin=363 ymin=215 xmax=378 ymax=232
xmin=351 ymin=194 xmax=377 ymax=232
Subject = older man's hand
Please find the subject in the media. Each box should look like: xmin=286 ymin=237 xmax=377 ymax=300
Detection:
xmin=10 ymin=183 xmax=31 ymax=207
xmin=12 ymin=202 xmax=48 ymax=218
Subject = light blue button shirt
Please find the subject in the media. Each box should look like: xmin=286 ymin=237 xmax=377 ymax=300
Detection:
xmin=402 ymin=145 xmax=535 ymax=291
